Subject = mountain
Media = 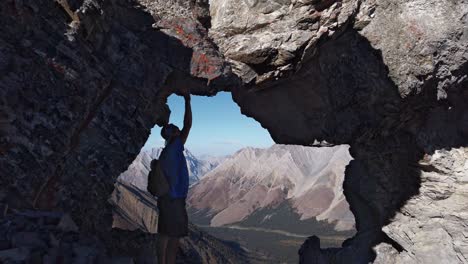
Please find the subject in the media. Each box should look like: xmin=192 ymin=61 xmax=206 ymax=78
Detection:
xmin=109 ymin=180 xmax=269 ymax=263
xmin=187 ymin=144 xmax=355 ymax=231
xmin=118 ymin=147 xmax=226 ymax=190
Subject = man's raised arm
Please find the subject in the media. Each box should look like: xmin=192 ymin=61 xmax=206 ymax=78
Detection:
xmin=180 ymin=94 xmax=192 ymax=144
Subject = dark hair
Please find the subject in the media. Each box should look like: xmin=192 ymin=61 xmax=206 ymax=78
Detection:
xmin=161 ymin=124 xmax=179 ymax=140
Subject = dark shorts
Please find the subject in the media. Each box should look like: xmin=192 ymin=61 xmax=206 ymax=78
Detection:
xmin=157 ymin=196 xmax=188 ymax=238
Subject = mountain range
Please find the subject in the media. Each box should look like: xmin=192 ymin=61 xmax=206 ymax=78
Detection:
xmin=118 ymin=147 xmax=226 ymax=189
xmin=109 ymin=180 xmax=268 ymax=263
xmin=116 ymin=144 xmax=355 ymax=262
xmin=118 ymin=144 xmax=355 ymax=232
xmin=187 ymin=144 xmax=355 ymax=231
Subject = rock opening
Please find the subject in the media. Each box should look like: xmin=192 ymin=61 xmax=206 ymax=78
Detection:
xmin=1 ymin=0 xmax=467 ymax=263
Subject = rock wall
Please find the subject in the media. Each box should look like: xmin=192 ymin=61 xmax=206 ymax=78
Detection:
xmin=1 ymin=0 xmax=467 ymax=262
xmin=213 ymin=0 xmax=468 ymax=262
xmin=0 ymin=0 xmax=233 ymax=250
xmin=208 ymin=0 xmax=360 ymax=85
xmin=374 ymin=148 xmax=468 ymax=264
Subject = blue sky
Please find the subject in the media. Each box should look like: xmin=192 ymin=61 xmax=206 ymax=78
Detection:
xmin=142 ymin=92 xmax=274 ymax=156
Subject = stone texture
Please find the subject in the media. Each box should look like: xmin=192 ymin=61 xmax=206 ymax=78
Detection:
xmin=209 ymin=0 xmax=361 ymax=84
xmin=137 ymin=0 xmax=237 ymax=90
xmin=0 ymin=247 xmax=31 ymax=262
xmin=357 ymin=0 xmax=468 ymax=99
xmin=221 ymin=1 xmax=468 ymax=262
xmin=109 ymin=180 xmax=159 ymax=233
xmin=374 ymin=148 xmax=468 ymax=264
xmin=0 ymin=211 xmax=107 ymax=264
xmin=0 ymin=0 xmax=233 ymax=242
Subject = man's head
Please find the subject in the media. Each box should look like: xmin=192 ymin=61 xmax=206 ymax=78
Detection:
xmin=161 ymin=123 xmax=181 ymax=141
xmin=150 ymin=159 xmax=159 ymax=170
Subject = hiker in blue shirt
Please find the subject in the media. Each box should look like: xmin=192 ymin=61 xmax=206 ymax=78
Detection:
xmin=157 ymin=91 xmax=192 ymax=264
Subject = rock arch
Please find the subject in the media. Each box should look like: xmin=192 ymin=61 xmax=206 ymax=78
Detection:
xmin=1 ymin=0 xmax=467 ymax=262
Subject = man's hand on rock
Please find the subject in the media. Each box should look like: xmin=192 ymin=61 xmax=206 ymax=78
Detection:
xmin=179 ymin=88 xmax=191 ymax=101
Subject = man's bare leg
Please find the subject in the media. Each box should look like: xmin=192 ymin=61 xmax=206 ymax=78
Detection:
xmin=166 ymin=237 xmax=180 ymax=264
xmin=157 ymin=234 xmax=169 ymax=264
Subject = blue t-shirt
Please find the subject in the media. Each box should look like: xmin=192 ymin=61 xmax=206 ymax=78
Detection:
xmin=159 ymin=137 xmax=189 ymax=199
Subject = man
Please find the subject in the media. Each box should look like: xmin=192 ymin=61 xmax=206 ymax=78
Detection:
xmin=157 ymin=92 xmax=192 ymax=264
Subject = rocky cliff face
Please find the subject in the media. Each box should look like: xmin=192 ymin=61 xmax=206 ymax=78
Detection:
xmin=208 ymin=0 xmax=360 ymax=85
xmin=374 ymin=148 xmax=468 ymax=264
xmin=0 ymin=0 xmax=232 ymax=257
xmin=1 ymin=0 xmax=467 ymax=263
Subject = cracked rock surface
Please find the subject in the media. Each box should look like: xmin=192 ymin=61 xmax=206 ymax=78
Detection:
xmin=374 ymin=148 xmax=468 ymax=264
xmin=209 ymin=0 xmax=360 ymax=84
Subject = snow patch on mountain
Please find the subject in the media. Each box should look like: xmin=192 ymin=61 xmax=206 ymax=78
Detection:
xmin=118 ymin=147 xmax=226 ymax=190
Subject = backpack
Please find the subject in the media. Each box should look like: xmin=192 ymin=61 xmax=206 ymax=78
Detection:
xmin=147 ymin=150 xmax=169 ymax=197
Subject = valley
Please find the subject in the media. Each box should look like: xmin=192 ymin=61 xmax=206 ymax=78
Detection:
xmin=197 ymin=225 xmax=351 ymax=264
xmin=114 ymin=144 xmax=356 ymax=263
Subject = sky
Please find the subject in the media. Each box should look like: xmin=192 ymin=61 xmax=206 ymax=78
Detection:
xmin=142 ymin=92 xmax=274 ymax=156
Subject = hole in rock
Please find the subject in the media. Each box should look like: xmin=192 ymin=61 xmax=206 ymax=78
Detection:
xmin=109 ymin=92 xmax=356 ymax=263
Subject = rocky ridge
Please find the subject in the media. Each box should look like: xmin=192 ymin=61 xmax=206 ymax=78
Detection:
xmin=118 ymin=147 xmax=225 ymax=189
xmin=188 ymin=144 xmax=355 ymax=231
